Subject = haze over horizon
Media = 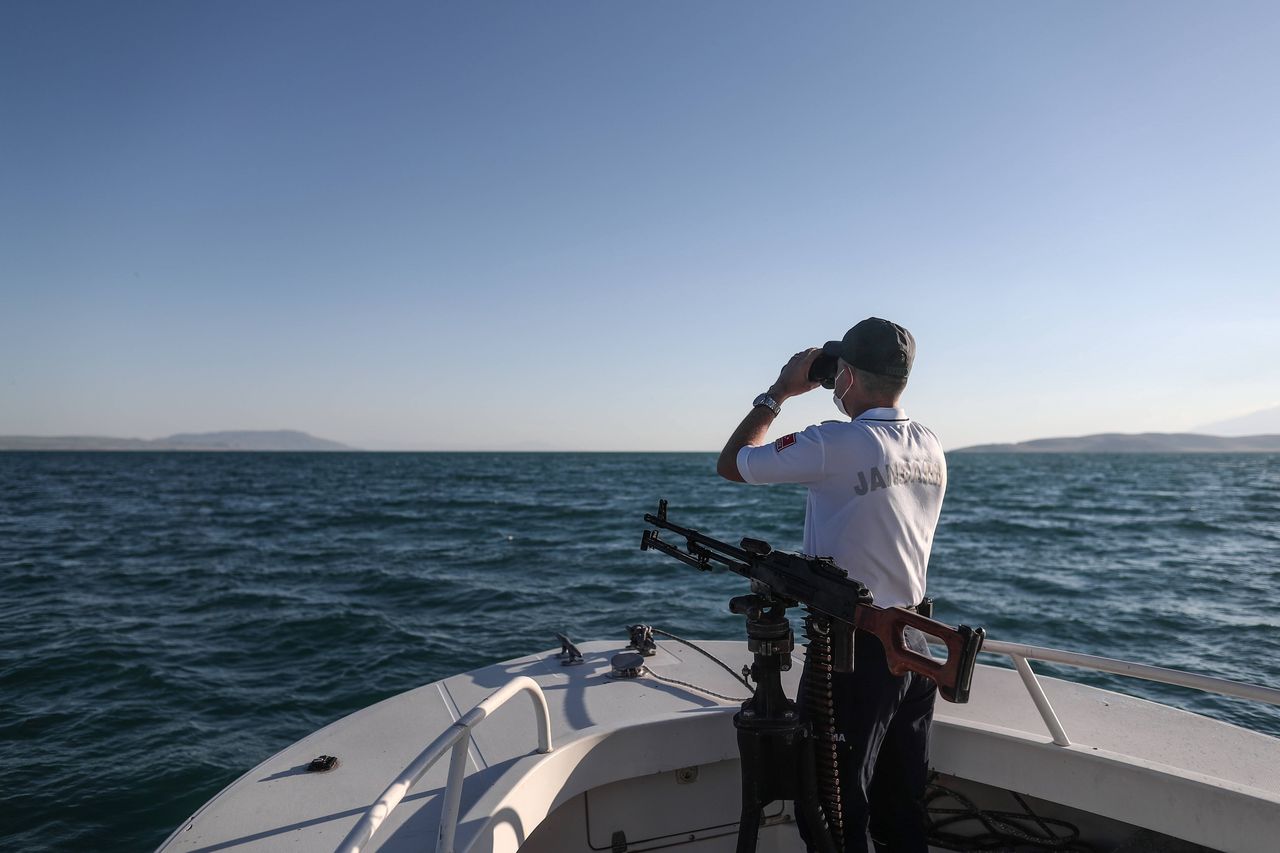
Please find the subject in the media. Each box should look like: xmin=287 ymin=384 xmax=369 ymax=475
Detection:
xmin=3 ymin=2 xmax=1277 ymax=451
xmin=2 ymin=404 xmax=1280 ymax=455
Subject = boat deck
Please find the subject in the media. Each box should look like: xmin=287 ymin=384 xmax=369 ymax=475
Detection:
xmin=157 ymin=638 xmax=1280 ymax=853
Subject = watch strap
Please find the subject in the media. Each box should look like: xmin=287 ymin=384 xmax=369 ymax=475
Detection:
xmin=752 ymin=393 xmax=781 ymax=416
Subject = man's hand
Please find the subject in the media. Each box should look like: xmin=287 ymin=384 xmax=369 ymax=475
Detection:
xmin=717 ymin=347 xmax=822 ymax=482
xmin=768 ymin=348 xmax=822 ymax=402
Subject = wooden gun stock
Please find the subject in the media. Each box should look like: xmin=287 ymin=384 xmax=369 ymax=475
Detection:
xmin=853 ymin=605 xmax=985 ymax=703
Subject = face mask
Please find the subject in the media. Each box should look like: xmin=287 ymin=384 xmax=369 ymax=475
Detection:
xmin=833 ymin=367 xmax=852 ymax=417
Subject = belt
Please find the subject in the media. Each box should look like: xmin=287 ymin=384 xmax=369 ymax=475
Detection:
xmin=897 ymin=597 xmax=932 ymax=615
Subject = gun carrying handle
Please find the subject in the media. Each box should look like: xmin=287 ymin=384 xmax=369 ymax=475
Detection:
xmin=853 ymin=606 xmax=985 ymax=704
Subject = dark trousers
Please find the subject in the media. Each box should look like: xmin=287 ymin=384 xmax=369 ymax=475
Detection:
xmin=832 ymin=627 xmax=936 ymax=853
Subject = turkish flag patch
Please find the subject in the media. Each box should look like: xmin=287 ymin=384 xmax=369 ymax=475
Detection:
xmin=775 ymin=433 xmax=797 ymax=452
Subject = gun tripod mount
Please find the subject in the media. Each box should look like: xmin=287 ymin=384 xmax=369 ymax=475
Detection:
xmin=730 ymin=593 xmax=840 ymax=853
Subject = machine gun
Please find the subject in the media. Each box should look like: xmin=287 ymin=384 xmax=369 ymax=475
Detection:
xmin=641 ymin=500 xmax=984 ymax=853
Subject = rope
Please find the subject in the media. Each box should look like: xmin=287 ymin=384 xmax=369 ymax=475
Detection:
xmin=924 ymin=774 xmax=1093 ymax=852
xmin=644 ymin=668 xmax=751 ymax=703
xmin=647 ymin=627 xmax=755 ymax=694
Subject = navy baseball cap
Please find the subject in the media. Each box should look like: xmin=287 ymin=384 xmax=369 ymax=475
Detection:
xmin=823 ymin=317 xmax=915 ymax=378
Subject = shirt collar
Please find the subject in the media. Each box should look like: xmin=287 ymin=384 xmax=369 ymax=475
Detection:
xmin=854 ymin=407 xmax=909 ymax=423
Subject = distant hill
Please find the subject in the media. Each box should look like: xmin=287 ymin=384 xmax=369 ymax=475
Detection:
xmin=953 ymin=432 xmax=1280 ymax=453
xmin=0 ymin=430 xmax=355 ymax=451
xmin=1195 ymin=404 xmax=1280 ymax=437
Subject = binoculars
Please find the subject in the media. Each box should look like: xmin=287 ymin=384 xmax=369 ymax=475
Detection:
xmin=807 ymin=353 xmax=839 ymax=389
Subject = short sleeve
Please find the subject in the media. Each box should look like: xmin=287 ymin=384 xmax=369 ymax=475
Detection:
xmin=736 ymin=424 xmax=826 ymax=485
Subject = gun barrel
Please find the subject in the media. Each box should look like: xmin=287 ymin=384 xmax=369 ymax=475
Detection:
xmin=643 ymin=512 xmax=754 ymax=564
xmin=642 ymin=526 xmax=753 ymax=576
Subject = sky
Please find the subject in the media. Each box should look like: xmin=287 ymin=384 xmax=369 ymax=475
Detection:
xmin=2 ymin=1 xmax=1277 ymax=451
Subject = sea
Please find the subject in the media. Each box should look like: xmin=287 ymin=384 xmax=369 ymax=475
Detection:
xmin=2 ymin=451 xmax=1278 ymax=851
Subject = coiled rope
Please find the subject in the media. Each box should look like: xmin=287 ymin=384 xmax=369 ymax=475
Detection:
xmin=925 ymin=774 xmax=1091 ymax=851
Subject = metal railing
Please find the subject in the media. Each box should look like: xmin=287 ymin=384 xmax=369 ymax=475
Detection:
xmin=336 ymin=675 xmax=553 ymax=853
xmin=332 ymin=642 xmax=1279 ymax=850
xmin=977 ymin=639 xmax=1280 ymax=747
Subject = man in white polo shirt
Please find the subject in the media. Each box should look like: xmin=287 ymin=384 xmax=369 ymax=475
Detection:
xmin=716 ymin=317 xmax=946 ymax=853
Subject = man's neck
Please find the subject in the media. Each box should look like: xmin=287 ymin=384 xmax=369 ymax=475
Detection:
xmin=845 ymin=399 xmax=901 ymax=419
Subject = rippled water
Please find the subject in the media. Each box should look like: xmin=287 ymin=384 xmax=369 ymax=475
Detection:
xmin=2 ymin=451 xmax=1277 ymax=850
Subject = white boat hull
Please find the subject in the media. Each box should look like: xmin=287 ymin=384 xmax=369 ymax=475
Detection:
xmin=158 ymin=638 xmax=1280 ymax=853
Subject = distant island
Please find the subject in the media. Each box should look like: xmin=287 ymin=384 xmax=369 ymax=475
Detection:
xmin=952 ymin=432 xmax=1280 ymax=453
xmin=0 ymin=430 xmax=355 ymax=452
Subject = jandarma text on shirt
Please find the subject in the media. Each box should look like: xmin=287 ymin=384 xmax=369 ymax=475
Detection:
xmin=852 ymin=460 xmax=944 ymax=495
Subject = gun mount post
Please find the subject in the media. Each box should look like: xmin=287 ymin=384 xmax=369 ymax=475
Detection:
xmin=727 ymin=594 xmax=838 ymax=853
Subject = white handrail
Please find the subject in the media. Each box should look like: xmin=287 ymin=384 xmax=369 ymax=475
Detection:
xmin=975 ymin=639 xmax=1280 ymax=747
xmin=336 ymin=675 xmax=553 ymax=853
xmin=1009 ymin=654 xmax=1072 ymax=746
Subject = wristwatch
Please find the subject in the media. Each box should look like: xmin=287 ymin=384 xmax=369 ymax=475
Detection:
xmin=752 ymin=393 xmax=781 ymax=416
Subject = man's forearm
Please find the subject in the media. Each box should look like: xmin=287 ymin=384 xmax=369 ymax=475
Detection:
xmin=716 ymin=402 xmax=780 ymax=482
xmin=717 ymin=348 xmax=819 ymax=482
